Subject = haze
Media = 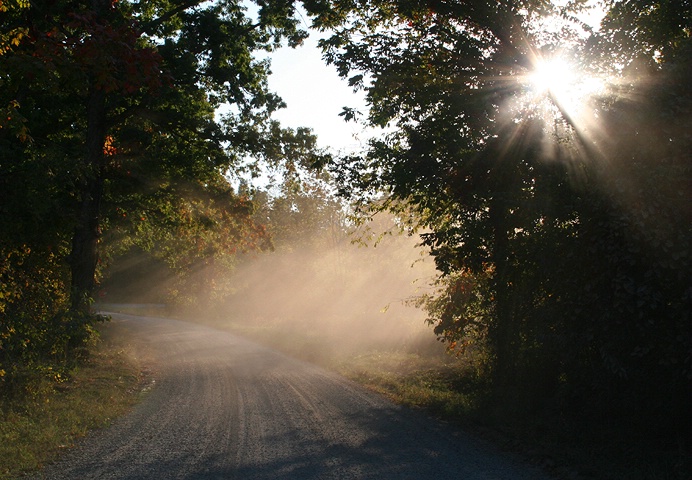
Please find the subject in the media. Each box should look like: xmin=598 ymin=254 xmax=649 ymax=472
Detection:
xmin=101 ymin=218 xmax=443 ymax=365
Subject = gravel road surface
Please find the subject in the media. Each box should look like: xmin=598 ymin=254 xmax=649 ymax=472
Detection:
xmin=35 ymin=313 xmax=552 ymax=479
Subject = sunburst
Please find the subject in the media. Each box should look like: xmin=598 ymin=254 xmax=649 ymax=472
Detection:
xmin=528 ymin=54 xmax=606 ymax=121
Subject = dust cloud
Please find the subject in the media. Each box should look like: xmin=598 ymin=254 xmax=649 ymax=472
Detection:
xmin=207 ymin=230 xmax=442 ymax=364
xmin=100 ymin=218 xmax=445 ymax=364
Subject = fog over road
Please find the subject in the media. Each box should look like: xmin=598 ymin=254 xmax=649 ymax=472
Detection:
xmin=36 ymin=313 xmax=552 ymax=480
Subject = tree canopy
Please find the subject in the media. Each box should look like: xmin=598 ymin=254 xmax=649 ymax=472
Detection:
xmin=315 ymin=0 xmax=691 ymax=439
xmin=0 ymin=0 xmax=330 ymax=385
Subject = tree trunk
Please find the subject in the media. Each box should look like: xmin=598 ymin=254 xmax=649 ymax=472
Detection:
xmin=482 ymin=135 xmax=520 ymax=392
xmin=67 ymin=0 xmax=112 ymax=315
xmin=489 ymin=191 xmax=515 ymax=390
xmin=69 ymin=87 xmax=106 ymax=313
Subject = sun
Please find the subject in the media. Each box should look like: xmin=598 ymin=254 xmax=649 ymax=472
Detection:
xmin=500 ymin=51 xmax=613 ymax=160
xmin=529 ymin=57 xmax=576 ymax=96
xmin=499 ymin=3 xmax=612 ymax=157
xmin=527 ymin=55 xmax=605 ymax=106
xmin=522 ymin=53 xmax=607 ymax=130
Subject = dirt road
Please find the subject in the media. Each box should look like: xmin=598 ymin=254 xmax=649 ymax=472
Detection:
xmin=35 ymin=313 xmax=552 ymax=479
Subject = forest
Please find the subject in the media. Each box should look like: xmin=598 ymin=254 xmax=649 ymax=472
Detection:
xmin=1 ymin=0 xmax=690 ymax=477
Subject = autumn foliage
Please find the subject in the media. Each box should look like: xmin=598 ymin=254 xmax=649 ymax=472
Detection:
xmin=0 ymin=0 xmax=319 ymax=391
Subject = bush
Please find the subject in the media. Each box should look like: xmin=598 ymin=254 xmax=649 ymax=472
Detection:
xmin=0 ymin=246 xmax=101 ymax=398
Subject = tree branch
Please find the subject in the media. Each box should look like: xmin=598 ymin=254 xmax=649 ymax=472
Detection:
xmin=139 ymin=0 xmax=206 ymax=36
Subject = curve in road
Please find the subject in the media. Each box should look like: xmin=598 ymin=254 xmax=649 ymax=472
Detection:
xmin=34 ymin=313 xmax=553 ymax=480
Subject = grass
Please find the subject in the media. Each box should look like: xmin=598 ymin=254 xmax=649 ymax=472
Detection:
xmin=340 ymin=353 xmax=691 ymax=480
xmin=336 ymin=351 xmax=485 ymax=420
xmin=0 ymin=324 xmax=144 ymax=479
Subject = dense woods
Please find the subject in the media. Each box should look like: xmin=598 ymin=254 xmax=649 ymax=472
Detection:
xmin=314 ymin=0 xmax=691 ymax=451
xmin=1 ymin=0 xmax=690 ymax=474
xmin=315 ymin=0 xmax=692 ymax=459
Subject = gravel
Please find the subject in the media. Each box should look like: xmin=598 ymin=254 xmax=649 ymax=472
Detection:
xmin=34 ymin=313 xmax=553 ymax=480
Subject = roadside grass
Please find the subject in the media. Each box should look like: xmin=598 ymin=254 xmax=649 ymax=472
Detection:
xmin=337 ymin=350 xmax=690 ymax=480
xmin=0 ymin=324 xmax=143 ymax=479
xmin=336 ymin=352 xmax=691 ymax=480
xmin=336 ymin=351 xmax=486 ymax=420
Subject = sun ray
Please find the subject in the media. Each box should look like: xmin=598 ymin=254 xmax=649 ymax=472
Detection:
xmin=509 ymin=49 xmax=613 ymax=164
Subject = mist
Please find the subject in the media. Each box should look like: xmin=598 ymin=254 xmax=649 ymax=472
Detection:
xmin=99 ymin=202 xmax=445 ymax=365
xmin=202 ymin=230 xmax=442 ymax=364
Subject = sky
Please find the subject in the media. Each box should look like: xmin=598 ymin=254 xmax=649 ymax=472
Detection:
xmin=258 ymin=0 xmax=607 ymax=159
xmin=264 ymin=33 xmax=372 ymax=155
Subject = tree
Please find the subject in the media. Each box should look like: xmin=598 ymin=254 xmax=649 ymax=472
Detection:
xmin=0 ymin=0 xmax=330 ymax=383
xmin=314 ymin=0 xmax=691 ymax=426
xmin=313 ymin=0 xmax=589 ymax=386
xmin=0 ymin=0 xmax=329 ymax=308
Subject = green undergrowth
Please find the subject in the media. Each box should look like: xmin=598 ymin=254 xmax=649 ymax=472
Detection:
xmin=0 ymin=324 xmax=143 ymax=479
xmin=336 ymin=351 xmax=486 ymax=421
xmin=343 ymin=354 xmax=690 ymax=480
